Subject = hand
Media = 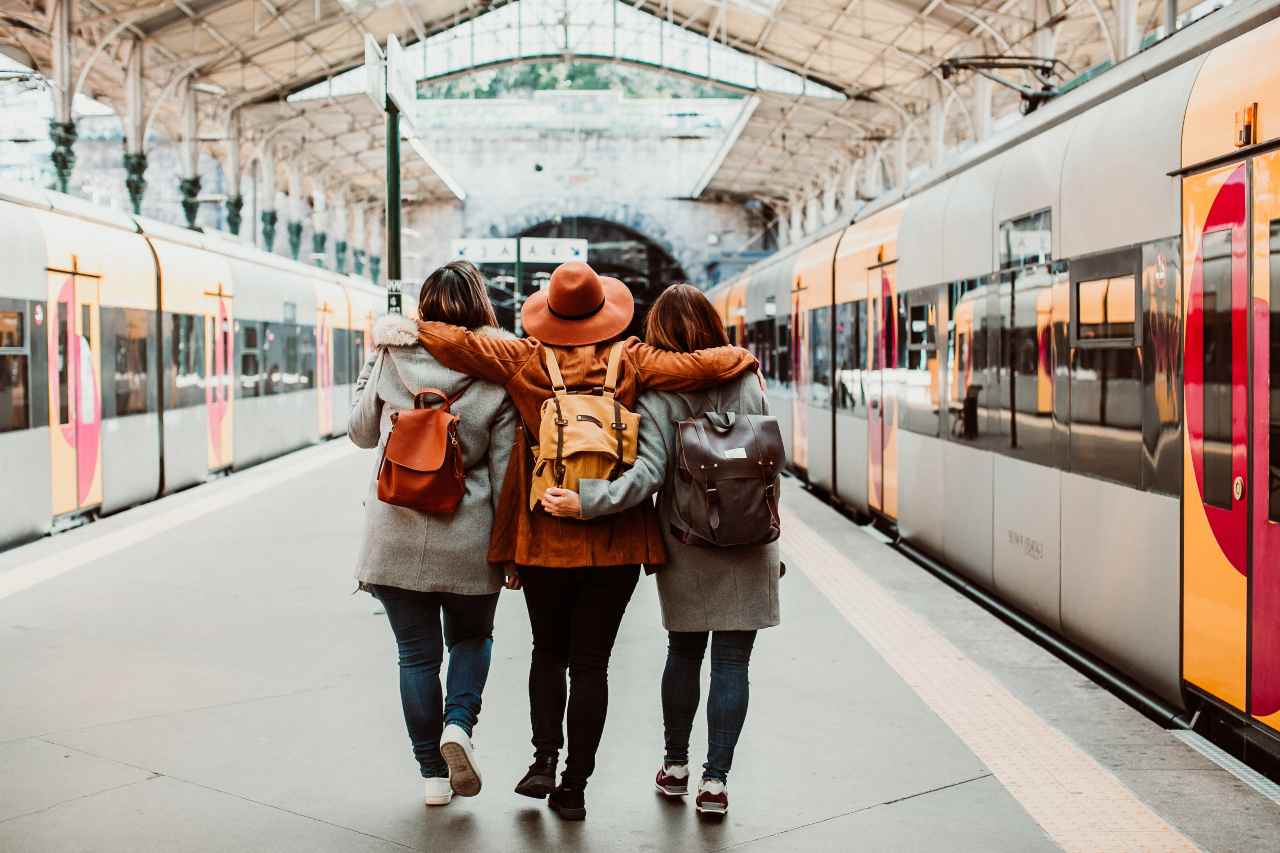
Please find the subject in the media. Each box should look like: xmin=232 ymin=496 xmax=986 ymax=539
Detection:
xmin=540 ymin=487 xmax=582 ymax=518
xmin=503 ymin=564 xmax=522 ymax=590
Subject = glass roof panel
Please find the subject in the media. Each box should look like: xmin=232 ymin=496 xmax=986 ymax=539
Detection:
xmin=291 ymin=0 xmax=843 ymax=103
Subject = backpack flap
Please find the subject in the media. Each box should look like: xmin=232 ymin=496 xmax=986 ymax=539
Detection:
xmin=671 ymin=413 xmax=784 ymax=548
xmin=385 ymin=408 xmax=457 ymax=472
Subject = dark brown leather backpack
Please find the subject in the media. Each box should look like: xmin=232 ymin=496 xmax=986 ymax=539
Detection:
xmin=670 ymin=409 xmax=784 ymax=548
xmin=377 ymin=385 xmax=470 ymax=514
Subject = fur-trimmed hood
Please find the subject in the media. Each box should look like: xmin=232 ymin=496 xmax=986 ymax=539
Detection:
xmin=373 ymin=313 xmax=512 ymax=347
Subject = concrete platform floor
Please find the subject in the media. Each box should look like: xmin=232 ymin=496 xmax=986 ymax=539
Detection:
xmin=0 ymin=439 xmax=1278 ymax=852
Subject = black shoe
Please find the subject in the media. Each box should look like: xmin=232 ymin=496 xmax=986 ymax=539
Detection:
xmin=514 ymin=757 xmax=558 ymax=799
xmin=548 ymin=783 xmax=586 ymax=821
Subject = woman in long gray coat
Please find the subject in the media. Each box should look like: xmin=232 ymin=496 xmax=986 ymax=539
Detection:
xmin=349 ymin=261 xmax=516 ymax=808
xmin=541 ymin=284 xmax=781 ymax=819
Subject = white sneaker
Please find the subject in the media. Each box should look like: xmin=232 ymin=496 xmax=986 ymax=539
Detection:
xmin=695 ymin=778 xmax=728 ymax=816
xmin=424 ymin=777 xmax=452 ymax=806
xmin=439 ymin=723 xmax=482 ymax=797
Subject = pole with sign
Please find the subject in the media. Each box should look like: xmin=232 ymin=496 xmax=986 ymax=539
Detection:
xmin=364 ymin=35 xmax=401 ymax=310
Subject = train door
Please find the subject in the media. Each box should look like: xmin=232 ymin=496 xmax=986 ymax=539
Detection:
xmin=790 ymin=281 xmax=808 ymax=471
xmin=867 ymin=268 xmax=883 ymax=511
xmin=316 ymin=300 xmax=335 ymax=437
xmin=867 ymin=260 xmax=898 ymax=517
xmin=205 ymin=284 xmax=234 ymax=471
xmin=1250 ymin=150 xmax=1280 ymax=732
xmin=1183 ymin=162 xmax=1248 ymax=711
xmin=47 ymin=264 xmax=103 ymax=517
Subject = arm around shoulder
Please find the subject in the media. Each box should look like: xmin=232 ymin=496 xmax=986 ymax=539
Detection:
xmin=578 ymin=392 xmax=670 ymax=519
xmin=629 ymin=341 xmax=759 ymax=393
xmin=416 ymin=320 xmax=534 ymax=386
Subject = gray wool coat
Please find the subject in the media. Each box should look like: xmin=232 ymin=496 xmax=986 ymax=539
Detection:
xmin=349 ymin=314 xmax=516 ymax=595
xmin=579 ymin=372 xmax=781 ymax=633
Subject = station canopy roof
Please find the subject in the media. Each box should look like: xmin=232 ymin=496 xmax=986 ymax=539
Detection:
xmin=3 ymin=0 xmax=1168 ymax=206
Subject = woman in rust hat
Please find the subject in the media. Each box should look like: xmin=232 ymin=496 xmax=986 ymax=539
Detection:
xmin=415 ymin=260 xmax=757 ymax=821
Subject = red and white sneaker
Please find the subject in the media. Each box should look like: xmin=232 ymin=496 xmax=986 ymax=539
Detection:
xmin=695 ymin=779 xmax=728 ymax=816
xmin=654 ymin=763 xmax=689 ymax=797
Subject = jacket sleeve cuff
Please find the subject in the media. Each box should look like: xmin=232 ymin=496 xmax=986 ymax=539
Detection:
xmin=577 ymin=479 xmax=613 ymax=520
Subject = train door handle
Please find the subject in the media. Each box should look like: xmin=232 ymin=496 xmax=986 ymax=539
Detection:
xmin=1233 ymin=476 xmax=1245 ymax=502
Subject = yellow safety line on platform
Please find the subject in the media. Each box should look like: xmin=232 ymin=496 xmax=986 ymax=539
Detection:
xmin=0 ymin=442 xmax=359 ymax=603
xmin=781 ymin=510 xmax=1200 ymax=853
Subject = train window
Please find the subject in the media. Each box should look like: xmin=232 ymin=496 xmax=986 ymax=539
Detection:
xmin=299 ymin=325 xmax=316 ymax=390
xmin=981 ymin=278 xmax=1014 ymax=445
xmin=999 ymin=210 xmax=1052 ymax=270
xmin=169 ymin=313 xmax=206 ymax=409
xmin=808 ymin=307 xmax=832 ymax=408
xmin=901 ymin=289 xmax=941 ymax=436
xmin=262 ymin=322 xmax=285 ymax=395
xmin=1077 ymin=276 xmax=1136 ymax=341
xmin=0 ymin=307 xmax=29 ymax=433
xmin=1141 ymin=239 xmax=1182 ymax=495
xmin=111 ymin=308 xmax=150 ymax=417
xmin=776 ymin=317 xmax=791 ymax=386
xmin=0 ymin=311 xmax=20 ymax=348
xmin=0 ymin=353 xmax=28 ymax=432
xmin=333 ymin=329 xmax=351 ymax=386
xmin=1269 ymin=220 xmax=1280 ymax=521
xmin=746 ymin=319 xmax=777 ymax=384
xmin=1008 ymin=266 xmax=1055 ymax=465
xmin=1069 ymin=346 xmax=1142 ymax=488
xmin=239 ymin=322 xmax=262 ymax=398
xmin=1202 ymin=229 xmax=1234 ymax=509
xmin=835 ymin=301 xmax=863 ymax=412
xmin=57 ymin=302 xmax=69 ymax=425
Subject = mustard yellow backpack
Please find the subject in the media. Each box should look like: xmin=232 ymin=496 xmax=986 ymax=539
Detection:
xmin=529 ymin=342 xmax=640 ymax=510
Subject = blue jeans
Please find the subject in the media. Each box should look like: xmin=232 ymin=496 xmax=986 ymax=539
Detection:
xmin=662 ymin=630 xmax=757 ymax=783
xmin=371 ymin=584 xmax=499 ymax=778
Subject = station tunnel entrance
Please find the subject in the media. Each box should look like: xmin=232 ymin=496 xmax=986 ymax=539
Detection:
xmin=485 ymin=217 xmax=688 ymax=339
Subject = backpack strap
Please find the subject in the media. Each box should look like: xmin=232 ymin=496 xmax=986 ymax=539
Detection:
xmin=541 ymin=347 xmax=570 ymax=484
xmin=543 ymin=346 xmax=568 ymax=394
xmin=603 ymin=341 xmax=624 ymax=395
xmin=414 ymin=380 xmax=473 ymax=412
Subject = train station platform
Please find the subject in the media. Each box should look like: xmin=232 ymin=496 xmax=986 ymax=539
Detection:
xmin=2 ymin=440 xmax=1279 ymax=852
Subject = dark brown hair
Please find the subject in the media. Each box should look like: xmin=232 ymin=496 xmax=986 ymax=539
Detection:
xmin=418 ymin=260 xmax=499 ymax=329
xmin=644 ymin=283 xmax=730 ymax=352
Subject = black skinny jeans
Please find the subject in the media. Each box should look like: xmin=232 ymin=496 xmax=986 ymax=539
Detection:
xmin=518 ymin=565 xmax=641 ymax=789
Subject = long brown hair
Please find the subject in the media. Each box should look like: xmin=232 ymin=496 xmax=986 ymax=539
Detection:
xmin=418 ymin=260 xmax=499 ymax=329
xmin=644 ymin=283 xmax=730 ymax=352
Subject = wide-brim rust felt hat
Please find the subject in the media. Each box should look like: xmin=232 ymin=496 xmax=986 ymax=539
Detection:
xmin=521 ymin=261 xmax=634 ymax=346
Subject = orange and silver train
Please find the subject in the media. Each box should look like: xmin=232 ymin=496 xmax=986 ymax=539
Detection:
xmin=0 ymin=182 xmax=382 ymax=547
xmin=709 ymin=1 xmax=1280 ymax=745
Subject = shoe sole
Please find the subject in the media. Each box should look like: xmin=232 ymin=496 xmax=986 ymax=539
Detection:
xmin=424 ymin=794 xmax=452 ymax=807
xmin=439 ymin=740 xmax=481 ymax=798
xmin=548 ymin=800 xmax=587 ymax=821
xmin=696 ymin=802 xmax=728 ymax=817
xmin=514 ymin=774 xmax=556 ymax=799
xmin=654 ymin=782 xmax=688 ymax=798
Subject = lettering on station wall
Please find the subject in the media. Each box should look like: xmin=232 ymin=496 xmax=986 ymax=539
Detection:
xmin=1007 ymin=529 xmax=1045 ymax=561
xmin=449 ymin=238 xmax=589 ymax=266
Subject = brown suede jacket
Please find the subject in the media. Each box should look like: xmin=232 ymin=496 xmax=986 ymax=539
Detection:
xmin=416 ymin=320 xmax=759 ymax=569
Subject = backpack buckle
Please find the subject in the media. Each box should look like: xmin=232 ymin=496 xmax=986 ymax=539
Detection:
xmin=555 ymin=417 xmax=569 ymax=426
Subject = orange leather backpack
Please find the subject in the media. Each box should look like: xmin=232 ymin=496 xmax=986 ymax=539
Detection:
xmin=377 ymin=385 xmax=471 ymax=514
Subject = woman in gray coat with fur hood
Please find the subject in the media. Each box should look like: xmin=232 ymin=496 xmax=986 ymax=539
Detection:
xmin=541 ymin=284 xmax=781 ymax=819
xmin=349 ymin=261 xmax=516 ymax=808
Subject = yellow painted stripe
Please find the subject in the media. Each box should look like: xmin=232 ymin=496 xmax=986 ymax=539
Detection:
xmin=0 ymin=441 xmax=359 ymax=603
xmin=781 ymin=509 xmax=1200 ymax=853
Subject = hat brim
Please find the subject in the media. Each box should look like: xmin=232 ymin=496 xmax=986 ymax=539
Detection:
xmin=521 ymin=276 xmax=634 ymax=346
